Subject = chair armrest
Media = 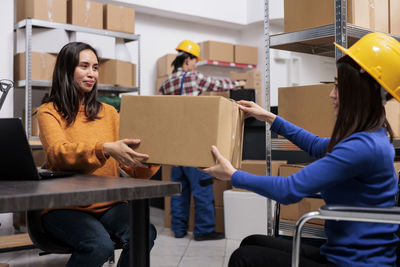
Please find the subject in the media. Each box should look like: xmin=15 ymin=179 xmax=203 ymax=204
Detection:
xmin=319 ymin=205 xmax=400 ymax=223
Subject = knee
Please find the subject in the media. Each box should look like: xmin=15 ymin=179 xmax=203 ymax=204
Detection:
xmin=228 ymin=248 xmax=246 ymax=267
xmin=78 ymin=238 xmax=114 ymax=260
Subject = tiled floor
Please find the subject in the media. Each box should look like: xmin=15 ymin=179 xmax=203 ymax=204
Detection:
xmin=0 ymin=208 xmax=241 ymax=267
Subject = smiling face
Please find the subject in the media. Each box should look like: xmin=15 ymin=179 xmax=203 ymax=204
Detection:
xmin=330 ymin=76 xmax=339 ymax=116
xmin=73 ymin=49 xmax=98 ymax=95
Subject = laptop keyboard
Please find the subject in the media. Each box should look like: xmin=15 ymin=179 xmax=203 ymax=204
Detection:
xmin=38 ymin=169 xmax=75 ymax=179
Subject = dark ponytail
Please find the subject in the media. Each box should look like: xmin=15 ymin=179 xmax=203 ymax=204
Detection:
xmin=171 ymin=52 xmax=196 ymax=72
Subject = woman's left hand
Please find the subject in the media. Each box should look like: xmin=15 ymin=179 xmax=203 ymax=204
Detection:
xmin=201 ymin=146 xmax=237 ymax=181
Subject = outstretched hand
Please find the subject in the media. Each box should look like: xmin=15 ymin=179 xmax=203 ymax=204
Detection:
xmin=237 ymin=100 xmax=276 ymax=124
xmin=103 ymin=139 xmax=149 ymax=168
xmin=201 ymin=146 xmax=236 ymax=181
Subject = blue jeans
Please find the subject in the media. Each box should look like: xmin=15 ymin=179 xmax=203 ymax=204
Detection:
xmin=42 ymin=203 xmax=157 ymax=267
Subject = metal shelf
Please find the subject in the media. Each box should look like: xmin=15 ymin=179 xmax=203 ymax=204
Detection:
xmin=15 ymin=80 xmax=139 ymax=93
xmin=197 ymin=60 xmax=257 ymax=69
xmin=271 ymin=24 xmax=400 ymax=57
xmin=15 ymin=19 xmax=140 ymax=42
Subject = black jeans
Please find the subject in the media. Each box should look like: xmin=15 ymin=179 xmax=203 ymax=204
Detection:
xmin=228 ymin=235 xmax=336 ymax=267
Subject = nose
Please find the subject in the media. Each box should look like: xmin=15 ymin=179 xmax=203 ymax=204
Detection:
xmin=329 ymin=87 xmax=336 ymax=99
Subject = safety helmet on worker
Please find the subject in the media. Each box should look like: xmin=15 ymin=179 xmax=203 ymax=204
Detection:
xmin=334 ymin=32 xmax=400 ymax=102
xmin=176 ymin=40 xmax=202 ymax=61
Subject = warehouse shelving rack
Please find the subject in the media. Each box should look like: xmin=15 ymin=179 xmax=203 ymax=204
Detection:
xmin=14 ymin=17 xmax=141 ymax=140
xmin=264 ymin=0 xmax=400 ymax=237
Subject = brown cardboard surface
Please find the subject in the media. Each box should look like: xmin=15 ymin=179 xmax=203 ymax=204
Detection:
xmin=279 ymin=164 xmax=325 ymax=225
xmin=284 ymin=0 xmax=389 ymax=33
xmin=390 ymin=0 xmax=400 ymax=34
xmin=230 ymin=70 xmax=262 ymax=104
xmin=278 ymin=84 xmax=335 ymax=138
xmin=201 ymin=91 xmax=230 ymax=98
xmin=199 ymin=41 xmax=234 ymax=63
xmin=14 ymin=52 xmax=57 ymax=81
xmin=234 ymin=45 xmax=258 ymax=65
xmin=103 ymin=4 xmax=135 ymax=33
xmin=67 ymin=0 xmax=103 ymax=29
xmin=16 ymin=0 xmax=67 ymax=23
xmin=386 ymin=97 xmax=400 ymax=138
xmin=98 ymin=59 xmax=134 ymax=87
xmin=119 ymin=95 xmax=244 ymax=168
xmin=156 ymin=75 xmax=169 ymax=94
xmin=157 ymin=54 xmax=177 ymax=77
xmin=132 ymin=64 xmax=136 ymax=87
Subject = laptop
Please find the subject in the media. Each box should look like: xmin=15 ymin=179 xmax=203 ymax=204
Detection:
xmin=0 ymin=118 xmax=74 ymax=180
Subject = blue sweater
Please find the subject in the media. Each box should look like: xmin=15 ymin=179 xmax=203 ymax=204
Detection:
xmin=232 ymin=116 xmax=399 ymax=266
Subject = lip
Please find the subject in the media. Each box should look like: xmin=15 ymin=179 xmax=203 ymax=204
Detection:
xmin=84 ymin=81 xmax=95 ymax=86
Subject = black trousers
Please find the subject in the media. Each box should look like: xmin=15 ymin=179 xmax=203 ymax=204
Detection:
xmin=228 ymin=235 xmax=337 ymax=267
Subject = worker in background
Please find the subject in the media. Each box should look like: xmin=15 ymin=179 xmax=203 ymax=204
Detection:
xmin=159 ymin=40 xmax=245 ymax=241
xmin=203 ymin=32 xmax=400 ymax=266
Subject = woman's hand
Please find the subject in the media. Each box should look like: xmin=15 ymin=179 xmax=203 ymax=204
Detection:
xmin=237 ymin=100 xmax=276 ymax=125
xmin=103 ymin=139 xmax=149 ymax=168
xmin=201 ymin=146 xmax=236 ymax=181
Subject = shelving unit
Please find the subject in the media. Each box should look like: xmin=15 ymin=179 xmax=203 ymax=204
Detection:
xmin=14 ymin=18 xmax=141 ymax=139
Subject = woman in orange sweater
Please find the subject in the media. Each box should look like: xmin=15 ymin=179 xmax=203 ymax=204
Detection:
xmin=37 ymin=42 xmax=159 ymax=267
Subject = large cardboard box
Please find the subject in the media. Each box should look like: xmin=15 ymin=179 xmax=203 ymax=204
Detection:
xmin=279 ymin=164 xmax=325 ymax=225
xmin=103 ymin=4 xmax=135 ymax=33
xmin=14 ymin=52 xmax=57 ymax=81
xmin=98 ymin=59 xmax=134 ymax=87
xmin=67 ymin=0 xmax=103 ymax=29
xmin=120 ymin=96 xmax=244 ymax=168
xmin=201 ymin=91 xmax=230 ymax=98
xmin=16 ymin=0 xmax=67 ymax=24
xmin=385 ymin=98 xmax=400 ymax=137
xmin=156 ymin=75 xmax=169 ymax=94
xmin=157 ymin=54 xmax=177 ymax=77
xmin=199 ymin=41 xmax=234 ymax=63
xmin=284 ymin=0 xmax=389 ymax=33
xmin=278 ymin=84 xmax=335 ymax=138
xmin=234 ymin=45 xmax=258 ymax=65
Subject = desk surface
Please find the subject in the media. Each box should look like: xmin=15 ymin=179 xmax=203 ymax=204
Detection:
xmin=0 ymin=175 xmax=180 ymax=213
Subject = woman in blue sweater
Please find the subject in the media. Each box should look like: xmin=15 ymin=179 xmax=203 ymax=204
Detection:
xmin=203 ymin=32 xmax=400 ymax=266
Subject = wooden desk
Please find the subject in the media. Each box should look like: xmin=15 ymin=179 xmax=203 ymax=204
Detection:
xmin=0 ymin=175 xmax=180 ymax=267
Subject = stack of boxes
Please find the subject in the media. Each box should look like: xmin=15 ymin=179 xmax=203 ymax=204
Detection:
xmin=229 ymin=70 xmax=262 ymax=105
xmin=155 ymin=54 xmax=176 ymax=93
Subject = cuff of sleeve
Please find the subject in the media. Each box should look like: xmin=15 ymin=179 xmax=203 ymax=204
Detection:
xmin=96 ymin=142 xmax=109 ymax=161
xmin=270 ymin=115 xmax=283 ymax=132
xmin=231 ymin=170 xmax=243 ymax=188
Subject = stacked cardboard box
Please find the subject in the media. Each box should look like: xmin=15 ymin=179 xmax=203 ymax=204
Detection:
xmin=14 ymin=52 xmax=57 ymax=81
xmin=234 ymin=45 xmax=258 ymax=65
xmin=162 ymin=165 xmax=231 ymax=233
xmin=284 ymin=0 xmax=389 ymax=33
xmin=156 ymin=54 xmax=177 ymax=93
xmin=278 ymin=84 xmax=336 ymax=138
xmin=98 ymin=59 xmax=136 ymax=87
xmin=390 ymin=0 xmax=400 ymax=35
xmin=119 ymin=95 xmax=244 ymax=168
xmin=103 ymin=4 xmax=135 ymax=33
xmin=67 ymin=0 xmax=103 ymax=29
xmin=199 ymin=41 xmax=234 ymax=63
xmin=229 ymin=70 xmax=262 ymax=104
xmin=16 ymin=0 xmax=67 ymax=24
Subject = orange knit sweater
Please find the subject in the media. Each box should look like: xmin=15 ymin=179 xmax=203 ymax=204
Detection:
xmin=37 ymin=102 xmax=159 ymax=214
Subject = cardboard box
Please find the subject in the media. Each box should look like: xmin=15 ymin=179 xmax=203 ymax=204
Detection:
xmin=390 ymin=0 xmax=400 ymax=35
xmin=233 ymin=160 xmax=287 ymax=192
xmin=157 ymin=54 xmax=177 ymax=77
xmin=199 ymin=41 xmax=234 ymax=63
xmin=119 ymin=95 xmax=244 ymax=168
xmin=284 ymin=0 xmax=389 ymax=33
xmin=278 ymin=84 xmax=335 ymax=138
xmin=230 ymin=70 xmax=262 ymax=104
xmin=385 ymin=98 xmax=400 ymax=137
xmin=67 ymin=0 xmax=103 ymax=29
xmin=234 ymin=45 xmax=258 ymax=65
xmin=16 ymin=28 xmax=69 ymax=54
xmin=279 ymin=164 xmax=325 ymax=225
xmin=156 ymin=75 xmax=168 ymax=94
xmin=98 ymin=59 xmax=134 ymax=87
xmin=201 ymin=91 xmax=230 ymax=98
xmin=14 ymin=52 xmax=57 ymax=81
xmin=70 ymin=32 xmax=116 ymax=59
xmin=16 ymin=0 xmax=67 ymax=23
xmin=103 ymin=4 xmax=135 ymax=33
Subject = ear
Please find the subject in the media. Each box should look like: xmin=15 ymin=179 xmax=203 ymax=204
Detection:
xmin=184 ymin=57 xmax=190 ymax=65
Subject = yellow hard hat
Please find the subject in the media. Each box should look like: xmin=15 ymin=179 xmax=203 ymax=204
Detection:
xmin=334 ymin=32 xmax=400 ymax=102
xmin=176 ymin=40 xmax=202 ymax=61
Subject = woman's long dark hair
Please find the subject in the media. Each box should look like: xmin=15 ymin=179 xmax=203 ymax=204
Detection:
xmin=171 ymin=51 xmax=196 ymax=72
xmin=42 ymin=42 xmax=101 ymax=126
xmin=327 ymin=55 xmax=393 ymax=152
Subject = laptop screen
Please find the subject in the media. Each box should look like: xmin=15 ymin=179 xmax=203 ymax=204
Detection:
xmin=0 ymin=118 xmax=41 ymax=180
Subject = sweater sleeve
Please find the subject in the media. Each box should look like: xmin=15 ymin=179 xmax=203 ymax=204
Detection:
xmin=271 ymin=116 xmax=330 ymax=158
xmin=37 ymin=105 xmax=107 ymax=173
xmin=196 ymin=72 xmax=239 ymax=92
xmin=232 ymin=134 xmax=374 ymax=204
xmin=121 ymin=165 xmax=161 ymax=179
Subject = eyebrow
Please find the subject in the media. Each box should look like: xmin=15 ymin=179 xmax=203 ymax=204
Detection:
xmin=79 ymin=61 xmax=98 ymax=65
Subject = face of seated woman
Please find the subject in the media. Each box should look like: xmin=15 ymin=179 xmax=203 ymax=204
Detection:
xmin=73 ymin=49 xmax=99 ymax=95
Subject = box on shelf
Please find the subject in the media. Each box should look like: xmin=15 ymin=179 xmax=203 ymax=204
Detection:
xmin=131 ymin=63 xmax=137 ymax=87
xmin=284 ymin=0 xmax=389 ymax=33
xmin=199 ymin=41 xmax=234 ymax=63
xmin=16 ymin=0 xmax=67 ymax=24
xmin=67 ymin=0 xmax=103 ymax=29
xmin=103 ymin=4 xmax=135 ymax=33
xmin=119 ymin=95 xmax=244 ymax=168
xmin=98 ymin=59 xmax=135 ymax=87
xmin=157 ymin=54 xmax=176 ymax=77
xmin=22 ymin=108 xmax=40 ymax=137
xmin=156 ymin=75 xmax=169 ymax=94
xmin=14 ymin=52 xmax=57 ymax=81
xmin=16 ymin=28 xmax=69 ymax=54
xmin=278 ymin=83 xmax=335 ymax=138
xmin=279 ymin=164 xmax=325 ymax=226
xmin=70 ymin=32 xmax=116 ymax=59
xmin=234 ymin=45 xmax=258 ymax=65
xmin=385 ymin=98 xmax=400 ymax=137
xmin=390 ymin=0 xmax=400 ymax=35
xmin=230 ymin=70 xmax=262 ymax=104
